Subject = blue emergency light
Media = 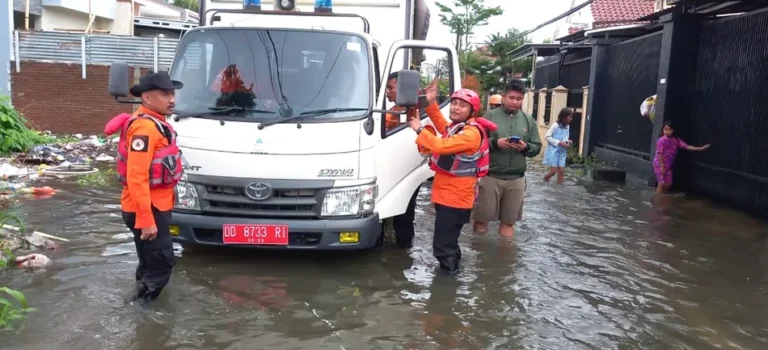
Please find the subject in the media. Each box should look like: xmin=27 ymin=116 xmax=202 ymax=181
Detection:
xmin=314 ymin=0 xmax=332 ymax=13
xmin=244 ymin=0 xmax=261 ymax=10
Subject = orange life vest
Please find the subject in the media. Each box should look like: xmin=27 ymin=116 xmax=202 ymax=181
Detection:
xmin=428 ymin=120 xmax=491 ymax=178
xmin=115 ymin=114 xmax=183 ymax=189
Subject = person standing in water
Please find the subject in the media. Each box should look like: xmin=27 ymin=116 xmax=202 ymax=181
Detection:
xmin=543 ymin=108 xmax=574 ymax=184
xmin=472 ymin=80 xmax=541 ymax=238
xmin=408 ymin=81 xmax=497 ymax=273
xmin=104 ymin=71 xmax=184 ymax=301
xmin=384 ymin=71 xmax=421 ymax=248
xmin=653 ymin=121 xmax=710 ymax=194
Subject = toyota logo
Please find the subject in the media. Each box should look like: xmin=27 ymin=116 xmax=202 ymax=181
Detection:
xmin=244 ymin=182 xmax=272 ymax=201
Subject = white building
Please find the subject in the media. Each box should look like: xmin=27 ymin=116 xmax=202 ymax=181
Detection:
xmin=12 ymin=0 xmax=197 ymax=36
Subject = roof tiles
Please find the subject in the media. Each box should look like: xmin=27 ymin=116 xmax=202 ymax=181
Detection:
xmin=591 ymin=0 xmax=656 ymax=25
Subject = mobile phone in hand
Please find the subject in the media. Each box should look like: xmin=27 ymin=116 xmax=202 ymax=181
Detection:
xmin=508 ymin=136 xmax=521 ymax=143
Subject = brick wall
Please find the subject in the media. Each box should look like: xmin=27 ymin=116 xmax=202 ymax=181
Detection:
xmin=10 ymin=61 xmax=149 ymax=134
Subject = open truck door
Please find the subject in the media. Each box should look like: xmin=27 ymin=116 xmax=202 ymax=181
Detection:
xmin=372 ymin=40 xmax=460 ymax=219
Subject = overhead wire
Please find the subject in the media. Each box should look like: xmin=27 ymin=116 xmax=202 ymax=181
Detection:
xmin=487 ymin=0 xmax=596 ymax=45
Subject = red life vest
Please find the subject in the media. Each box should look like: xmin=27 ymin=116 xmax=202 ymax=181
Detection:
xmin=115 ymin=114 xmax=183 ymax=189
xmin=428 ymin=119 xmax=493 ymax=178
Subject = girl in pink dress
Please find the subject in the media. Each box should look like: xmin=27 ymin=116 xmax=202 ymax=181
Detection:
xmin=653 ymin=121 xmax=710 ymax=194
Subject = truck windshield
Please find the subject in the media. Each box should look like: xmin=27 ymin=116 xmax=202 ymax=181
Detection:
xmin=170 ymin=29 xmax=370 ymax=122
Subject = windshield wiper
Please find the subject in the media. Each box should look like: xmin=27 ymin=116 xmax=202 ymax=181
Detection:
xmin=258 ymin=108 xmax=369 ymax=129
xmin=173 ymin=106 xmax=276 ymax=121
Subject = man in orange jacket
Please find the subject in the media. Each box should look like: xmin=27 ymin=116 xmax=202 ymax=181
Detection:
xmin=384 ymin=71 xmax=421 ymax=248
xmin=384 ymin=71 xmax=420 ymax=131
xmin=119 ymin=72 xmax=183 ymax=301
xmin=408 ymin=81 xmax=497 ymax=273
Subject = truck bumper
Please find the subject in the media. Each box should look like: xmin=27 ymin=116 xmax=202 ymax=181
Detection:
xmin=169 ymin=212 xmax=382 ymax=250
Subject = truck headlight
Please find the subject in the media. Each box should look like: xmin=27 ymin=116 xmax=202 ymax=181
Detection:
xmin=174 ymin=181 xmax=200 ymax=211
xmin=321 ymin=184 xmax=377 ymax=217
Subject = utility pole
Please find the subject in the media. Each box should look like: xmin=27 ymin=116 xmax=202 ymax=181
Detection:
xmin=25 ymin=0 xmax=30 ymax=30
xmin=1 ymin=0 xmax=12 ymax=96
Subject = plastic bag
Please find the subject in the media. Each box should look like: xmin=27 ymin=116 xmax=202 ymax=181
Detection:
xmin=640 ymin=94 xmax=657 ymax=122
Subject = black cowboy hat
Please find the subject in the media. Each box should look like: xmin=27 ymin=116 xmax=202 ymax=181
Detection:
xmin=130 ymin=71 xmax=184 ymax=97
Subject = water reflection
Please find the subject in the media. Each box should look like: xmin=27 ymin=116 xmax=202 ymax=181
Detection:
xmin=2 ymin=169 xmax=768 ymax=349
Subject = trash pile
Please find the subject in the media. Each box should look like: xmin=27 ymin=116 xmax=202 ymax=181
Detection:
xmin=0 ymin=224 xmax=65 ymax=269
xmin=0 ymin=133 xmax=107 ymax=269
xmin=17 ymin=133 xmax=117 ymax=166
xmin=0 ymin=133 xmax=119 ymax=206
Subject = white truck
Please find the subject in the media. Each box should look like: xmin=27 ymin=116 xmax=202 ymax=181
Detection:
xmin=108 ymin=0 xmax=461 ymax=250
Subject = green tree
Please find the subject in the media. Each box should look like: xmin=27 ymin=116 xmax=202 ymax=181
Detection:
xmin=171 ymin=0 xmax=200 ymax=12
xmin=435 ymin=0 xmax=503 ymax=53
xmin=485 ymin=29 xmax=534 ymax=90
xmin=543 ymin=38 xmax=553 ymax=43
xmin=446 ymin=50 xmax=498 ymax=96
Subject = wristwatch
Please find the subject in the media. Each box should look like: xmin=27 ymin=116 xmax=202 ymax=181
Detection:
xmin=415 ymin=127 xmax=424 ymax=135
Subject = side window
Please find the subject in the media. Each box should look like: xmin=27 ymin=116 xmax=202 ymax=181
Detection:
xmin=382 ymin=47 xmax=454 ymax=137
xmin=373 ymin=46 xmax=381 ymax=97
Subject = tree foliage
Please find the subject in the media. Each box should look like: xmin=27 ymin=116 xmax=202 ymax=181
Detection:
xmin=485 ymin=29 xmax=534 ymax=90
xmin=435 ymin=0 xmax=503 ymax=52
xmin=170 ymin=0 xmax=200 ymax=12
xmin=449 ymin=29 xmax=534 ymax=96
xmin=461 ymin=74 xmax=481 ymax=93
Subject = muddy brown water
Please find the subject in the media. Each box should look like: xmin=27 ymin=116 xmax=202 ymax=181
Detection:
xmin=3 ymin=165 xmax=768 ymax=349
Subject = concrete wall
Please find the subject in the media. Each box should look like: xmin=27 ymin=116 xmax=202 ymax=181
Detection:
xmin=42 ymin=0 xmax=117 ymax=20
xmin=39 ymin=6 xmax=121 ymax=33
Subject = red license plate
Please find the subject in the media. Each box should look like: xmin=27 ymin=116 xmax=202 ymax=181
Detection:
xmin=222 ymin=224 xmax=289 ymax=245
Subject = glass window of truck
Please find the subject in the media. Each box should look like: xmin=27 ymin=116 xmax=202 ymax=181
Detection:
xmin=170 ymin=29 xmax=371 ymax=121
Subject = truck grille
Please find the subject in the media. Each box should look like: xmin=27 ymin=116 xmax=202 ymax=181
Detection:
xmin=193 ymin=184 xmax=329 ymax=219
xmin=184 ymin=175 xmax=333 ymax=219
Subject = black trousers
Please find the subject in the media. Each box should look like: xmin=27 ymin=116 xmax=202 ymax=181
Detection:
xmin=433 ymin=203 xmax=471 ymax=271
xmin=122 ymin=207 xmax=176 ymax=301
xmin=392 ymin=185 xmax=420 ymax=248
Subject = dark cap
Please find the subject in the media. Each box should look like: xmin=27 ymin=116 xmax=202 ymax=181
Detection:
xmin=130 ymin=71 xmax=183 ymax=97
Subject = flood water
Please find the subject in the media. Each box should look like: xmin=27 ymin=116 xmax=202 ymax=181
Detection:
xmin=3 ymin=165 xmax=768 ymax=349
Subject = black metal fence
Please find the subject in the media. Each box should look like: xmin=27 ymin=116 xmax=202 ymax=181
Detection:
xmin=560 ymin=49 xmax=592 ymax=89
xmin=534 ymin=56 xmax=560 ymax=90
xmin=592 ymin=32 xmax=663 ymax=159
xmin=675 ymin=10 xmax=768 ymax=212
xmin=533 ymin=50 xmax=592 ymax=91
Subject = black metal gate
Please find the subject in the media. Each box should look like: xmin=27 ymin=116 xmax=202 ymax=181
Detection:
xmin=593 ymin=32 xmax=663 ymax=158
xmin=676 ymin=10 xmax=768 ymax=212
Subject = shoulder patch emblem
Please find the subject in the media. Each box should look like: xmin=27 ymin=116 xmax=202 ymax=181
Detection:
xmin=131 ymin=135 xmax=149 ymax=152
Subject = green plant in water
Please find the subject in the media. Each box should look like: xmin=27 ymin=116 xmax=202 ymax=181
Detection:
xmin=76 ymin=168 xmax=117 ymax=188
xmin=0 ymin=248 xmax=15 ymax=269
xmin=0 ymin=96 xmax=49 ymax=156
xmin=0 ymin=211 xmax=32 ymax=331
xmin=565 ymin=149 xmax=620 ymax=177
xmin=0 ymin=287 xmax=34 ymax=331
xmin=51 ymin=135 xmax=82 ymax=145
xmin=0 ymin=210 xmax=25 ymax=267
xmin=566 ymin=149 xmax=610 ymax=167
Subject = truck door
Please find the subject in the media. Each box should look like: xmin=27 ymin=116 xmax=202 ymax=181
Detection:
xmin=372 ymin=40 xmax=460 ymax=219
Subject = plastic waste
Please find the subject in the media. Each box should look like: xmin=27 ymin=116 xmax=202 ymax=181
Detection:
xmin=15 ymin=253 xmax=51 ymax=268
xmin=17 ymin=186 xmax=56 ymax=196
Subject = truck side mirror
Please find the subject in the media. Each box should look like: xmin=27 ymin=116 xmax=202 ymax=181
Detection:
xmin=395 ymin=70 xmax=420 ymax=108
xmin=108 ymin=62 xmax=130 ymax=98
